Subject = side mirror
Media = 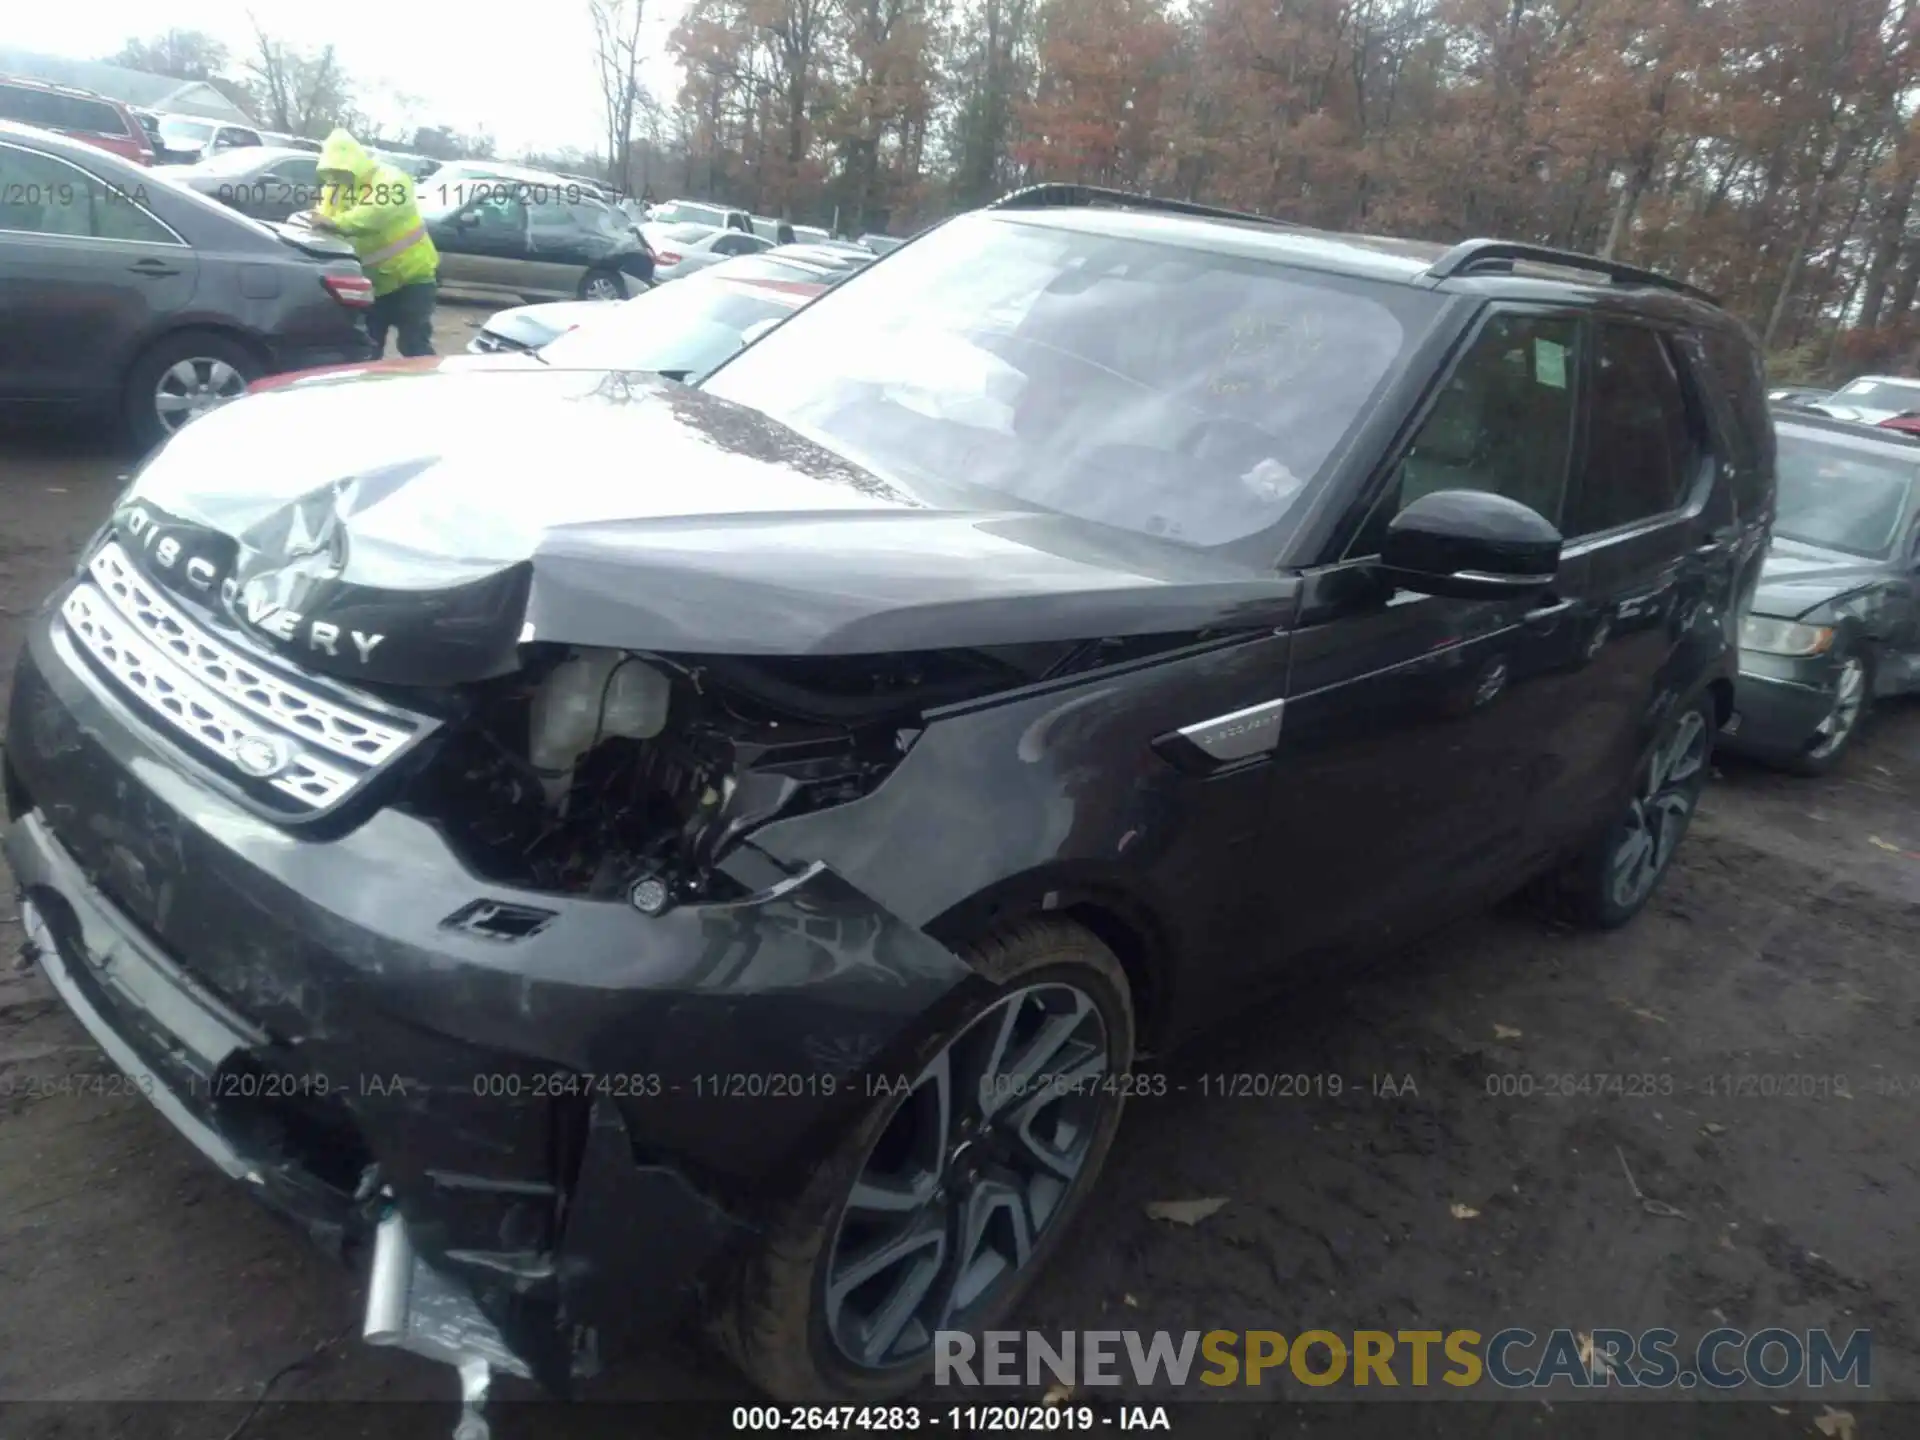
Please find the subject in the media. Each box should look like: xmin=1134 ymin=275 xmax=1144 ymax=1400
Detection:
xmin=1379 ymin=489 xmax=1561 ymax=600
xmin=457 ymin=208 xmax=480 ymax=227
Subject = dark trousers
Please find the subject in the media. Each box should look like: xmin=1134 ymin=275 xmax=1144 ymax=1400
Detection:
xmin=368 ymin=281 xmax=437 ymax=358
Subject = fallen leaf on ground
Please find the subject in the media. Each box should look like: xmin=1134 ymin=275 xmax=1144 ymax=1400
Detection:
xmin=1814 ymin=1406 xmax=1855 ymax=1440
xmin=1575 ymin=1332 xmax=1616 ymax=1378
xmin=1123 ymin=1294 xmax=1139 ymax=1308
xmin=1146 ymin=1197 xmax=1227 ymax=1226
xmin=1450 ymin=1202 xmax=1480 ymax=1219
xmin=1042 ymin=1383 xmax=1073 ymax=1407
xmin=1493 ymin=1024 xmax=1523 ymax=1040
xmin=1771 ymin=1405 xmax=1789 ymax=1415
xmin=1702 ymin=1122 xmax=1726 ymax=1135
xmin=1630 ymin=1007 xmax=1669 ymax=1024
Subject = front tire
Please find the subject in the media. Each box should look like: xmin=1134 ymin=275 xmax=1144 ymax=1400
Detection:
xmin=124 ymin=331 xmax=260 ymax=450
xmin=1787 ymin=647 xmax=1872 ymax=776
xmin=1553 ymin=694 xmax=1714 ymax=929
xmin=713 ymin=919 xmax=1135 ymax=1401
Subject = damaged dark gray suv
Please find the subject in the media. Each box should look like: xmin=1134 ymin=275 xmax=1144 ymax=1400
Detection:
xmin=4 ymin=186 xmax=1773 ymax=1411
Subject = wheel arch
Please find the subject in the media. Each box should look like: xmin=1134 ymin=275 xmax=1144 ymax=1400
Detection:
xmin=922 ymin=867 xmax=1176 ymax=1059
xmin=122 ymin=320 xmax=273 ymax=386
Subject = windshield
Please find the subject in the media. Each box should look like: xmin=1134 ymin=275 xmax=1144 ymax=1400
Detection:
xmin=159 ymin=117 xmax=213 ymax=144
xmin=1834 ymin=379 xmax=1920 ymax=411
xmin=1775 ymin=432 xmax=1917 ymax=556
xmin=651 ymin=222 xmax=717 ymax=244
xmin=719 ymin=256 xmax=830 ymax=284
xmin=653 ymin=201 xmax=726 ymax=227
xmin=178 ymin=147 xmax=281 ymax=177
xmin=541 ymin=280 xmax=804 ymax=379
xmin=702 ymin=212 xmax=1433 ymax=549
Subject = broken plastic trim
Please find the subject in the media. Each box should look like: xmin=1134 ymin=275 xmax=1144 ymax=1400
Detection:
xmin=363 ymin=1208 xmax=534 ymax=1376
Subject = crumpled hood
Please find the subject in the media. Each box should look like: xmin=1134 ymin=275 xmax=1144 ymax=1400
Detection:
xmin=107 ymin=368 xmax=1290 ymax=687
xmin=1750 ymin=537 xmax=1885 ymax=619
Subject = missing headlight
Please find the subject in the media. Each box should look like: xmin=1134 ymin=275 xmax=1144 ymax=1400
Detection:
xmin=398 ymin=647 xmax=931 ymax=901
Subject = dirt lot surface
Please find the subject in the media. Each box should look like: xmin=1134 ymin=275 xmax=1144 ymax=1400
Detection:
xmin=2 ymin=333 xmax=1917 ymax=1438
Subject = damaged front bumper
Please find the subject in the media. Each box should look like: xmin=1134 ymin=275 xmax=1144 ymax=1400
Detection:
xmin=3 ymin=604 xmax=977 ymax=1392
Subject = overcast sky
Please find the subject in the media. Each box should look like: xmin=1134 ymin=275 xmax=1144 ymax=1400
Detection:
xmin=14 ymin=0 xmax=688 ymax=157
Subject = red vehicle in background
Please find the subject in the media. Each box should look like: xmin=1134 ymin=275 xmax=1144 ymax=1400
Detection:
xmin=0 ymin=74 xmax=153 ymax=165
xmin=1878 ymin=412 xmax=1920 ymax=438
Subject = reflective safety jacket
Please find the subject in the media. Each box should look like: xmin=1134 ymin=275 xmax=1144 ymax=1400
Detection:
xmin=316 ymin=129 xmax=438 ymax=296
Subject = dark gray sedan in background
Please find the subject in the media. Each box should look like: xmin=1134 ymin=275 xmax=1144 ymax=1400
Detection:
xmin=1724 ymin=409 xmax=1920 ymax=772
xmin=0 ymin=121 xmax=374 ymax=448
xmin=155 ymin=146 xmax=322 ymax=223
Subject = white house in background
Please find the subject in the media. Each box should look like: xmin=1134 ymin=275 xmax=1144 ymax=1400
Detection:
xmin=0 ymin=47 xmax=254 ymax=123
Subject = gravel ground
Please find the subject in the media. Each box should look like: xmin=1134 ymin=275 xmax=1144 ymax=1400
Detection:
xmin=2 ymin=354 xmax=1917 ymax=1438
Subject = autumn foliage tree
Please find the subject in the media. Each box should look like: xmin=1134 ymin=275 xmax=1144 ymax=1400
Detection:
xmin=664 ymin=0 xmax=1920 ymax=369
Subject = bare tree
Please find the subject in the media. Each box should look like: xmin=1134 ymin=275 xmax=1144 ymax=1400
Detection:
xmin=109 ymin=30 xmax=230 ymax=82
xmin=591 ymin=0 xmax=654 ymax=193
xmin=244 ymin=15 xmax=353 ymax=138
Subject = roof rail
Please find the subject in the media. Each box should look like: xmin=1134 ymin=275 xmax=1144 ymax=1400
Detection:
xmin=1426 ymin=239 xmax=1717 ymax=305
xmin=987 ymin=183 xmax=1295 ymax=232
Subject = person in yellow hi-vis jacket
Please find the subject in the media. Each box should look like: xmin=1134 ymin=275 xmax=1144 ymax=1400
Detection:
xmin=299 ymin=129 xmax=439 ymax=357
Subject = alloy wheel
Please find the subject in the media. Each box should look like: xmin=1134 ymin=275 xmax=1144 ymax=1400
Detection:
xmin=154 ymin=358 xmax=248 ymax=432
xmin=824 ymin=982 xmax=1112 ymax=1371
xmin=1806 ymin=656 xmax=1867 ymax=760
xmin=584 ymin=274 xmax=622 ymax=300
xmin=1608 ymin=707 xmax=1708 ymax=911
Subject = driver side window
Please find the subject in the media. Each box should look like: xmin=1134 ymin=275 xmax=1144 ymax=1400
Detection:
xmin=473 ymin=193 xmax=525 ymax=231
xmin=1349 ymin=312 xmax=1580 ymax=557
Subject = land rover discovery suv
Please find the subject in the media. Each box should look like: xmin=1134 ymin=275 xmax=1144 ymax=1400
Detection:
xmin=4 ymin=185 xmax=1773 ymax=1408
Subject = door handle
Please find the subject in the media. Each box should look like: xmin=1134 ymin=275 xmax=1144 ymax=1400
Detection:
xmin=1525 ymin=597 xmax=1576 ymax=624
xmin=128 ymin=259 xmax=180 ymax=277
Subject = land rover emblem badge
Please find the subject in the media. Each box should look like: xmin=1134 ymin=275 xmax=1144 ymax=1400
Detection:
xmin=234 ymin=734 xmax=294 ymax=779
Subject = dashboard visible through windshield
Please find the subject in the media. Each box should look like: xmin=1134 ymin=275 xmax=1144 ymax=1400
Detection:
xmin=700 ymin=213 xmax=1438 ymax=551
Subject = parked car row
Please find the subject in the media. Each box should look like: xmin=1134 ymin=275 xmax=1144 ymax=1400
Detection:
xmin=0 ymin=73 xmax=152 ymax=165
xmin=0 ymin=119 xmax=375 ymax=446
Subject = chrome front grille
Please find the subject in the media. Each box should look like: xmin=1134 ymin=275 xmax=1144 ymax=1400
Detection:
xmin=60 ymin=541 xmax=422 ymax=813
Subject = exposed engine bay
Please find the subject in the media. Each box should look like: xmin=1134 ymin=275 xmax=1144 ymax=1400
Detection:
xmin=399 ymin=635 xmax=1202 ymax=906
xmin=401 ymin=642 xmax=1120 ymax=905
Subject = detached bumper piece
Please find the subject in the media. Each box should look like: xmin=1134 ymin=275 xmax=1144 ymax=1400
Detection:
xmin=13 ymin=819 xmax=566 ymax=1436
xmin=365 ymin=1211 xmax=528 ymax=1440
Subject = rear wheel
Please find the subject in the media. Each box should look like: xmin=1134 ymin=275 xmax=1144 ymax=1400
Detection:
xmin=124 ymin=332 xmax=260 ymax=449
xmin=1787 ymin=648 xmax=1872 ymax=776
xmin=714 ymin=919 xmax=1134 ymax=1401
xmin=578 ymin=268 xmax=627 ymax=301
xmin=1553 ymin=694 xmax=1714 ymax=929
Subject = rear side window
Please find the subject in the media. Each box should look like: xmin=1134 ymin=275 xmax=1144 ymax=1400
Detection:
xmin=0 ymin=143 xmax=173 ymax=242
xmin=1567 ymin=323 xmax=1700 ymax=535
xmin=0 ymin=84 xmax=57 ymax=127
xmin=55 ymin=96 xmax=129 ymax=136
